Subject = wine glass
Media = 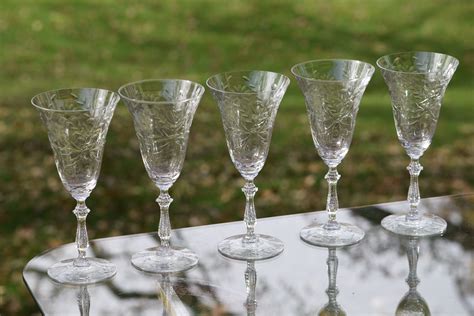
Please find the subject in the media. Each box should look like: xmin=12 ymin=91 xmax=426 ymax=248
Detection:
xmin=291 ymin=59 xmax=374 ymax=247
xmin=207 ymin=70 xmax=290 ymax=260
xmin=31 ymin=88 xmax=119 ymax=284
xmin=119 ymin=79 xmax=204 ymax=273
xmin=377 ymin=52 xmax=459 ymax=236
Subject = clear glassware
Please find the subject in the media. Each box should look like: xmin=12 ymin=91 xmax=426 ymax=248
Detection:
xmin=31 ymin=88 xmax=119 ymax=284
xmin=119 ymin=79 xmax=204 ymax=273
xmin=156 ymin=274 xmax=190 ymax=315
xmin=244 ymin=260 xmax=257 ymax=315
xmin=396 ymin=237 xmax=431 ymax=316
xmin=207 ymin=70 xmax=290 ymax=260
xmin=292 ymin=59 xmax=374 ymax=247
xmin=77 ymin=286 xmax=90 ymax=315
xmin=318 ymin=247 xmax=346 ymax=316
xmin=377 ymin=52 xmax=459 ymax=236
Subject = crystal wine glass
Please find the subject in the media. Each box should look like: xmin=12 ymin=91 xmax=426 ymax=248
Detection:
xmin=292 ymin=59 xmax=374 ymax=247
xmin=207 ymin=70 xmax=290 ymax=260
xmin=31 ymin=88 xmax=119 ymax=284
xmin=377 ymin=52 xmax=459 ymax=236
xmin=119 ymin=79 xmax=204 ymax=273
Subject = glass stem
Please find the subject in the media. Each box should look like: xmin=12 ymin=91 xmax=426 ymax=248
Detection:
xmin=406 ymin=237 xmax=420 ymax=291
xmin=326 ymin=248 xmax=339 ymax=307
xmin=245 ymin=261 xmax=257 ymax=315
xmin=407 ymin=159 xmax=423 ymax=221
xmin=242 ymin=180 xmax=258 ymax=243
xmin=157 ymin=190 xmax=173 ymax=249
xmin=73 ymin=200 xmax=90 ymax=267
xmin=77 ymin=285 xmax=90 ymax=316
xmin=324 ymin=167 xmax=341 ymax=230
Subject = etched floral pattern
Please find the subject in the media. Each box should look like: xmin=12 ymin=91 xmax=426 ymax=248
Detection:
xmin=127 ymin=101 xmax=196 ymax=189
xmin=208 ymin=71 xmax=289 ymax=180
xmin=378 ymin=52 xmax=458 ymax=237
xmin=207 ymin=71 xmax=288 ymax=260
xmin=293 ymin=60 xmax=373 ymax=247
xmin=32 ymin=88 xmax=119 ymax=284
xmin=120 ymin=79 xmax=204 ymax=273
xmin=378 ymin=52 xmax=458 ymax=159
xmin=293 ymin=60 xmax=373 ymax=167
xmin=33 ymin=89 xmax=119 ymax=200
xmin=121 ymin=80 xmax=203 ymax=190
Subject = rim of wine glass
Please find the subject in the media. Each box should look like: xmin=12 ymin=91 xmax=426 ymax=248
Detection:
xmin=118 ymin=78 xmax=205 ymax=105
xmin=290 ymin=59 xmax=375 ymax=83
xmin=206 ymin=70 xmax=290 ymax=95
xmin=31 ymin=87 xmax=119 ymax=113
xmin=376 ymin=51 xmax=459 ymax=75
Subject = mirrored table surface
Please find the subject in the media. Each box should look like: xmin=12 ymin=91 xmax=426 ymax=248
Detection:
xmin=23 ymin=194 xmax=474 ymax=315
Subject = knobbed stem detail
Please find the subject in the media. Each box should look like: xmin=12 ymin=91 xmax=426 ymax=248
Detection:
xmin=406 ymin=238 xmax=420 ymax=291
xmin=73 ymin=200 xmax=90 ymax=267
xmin=242 ymin=181 xmax=258 ymax=243
xmin=407 ymin=159 xmax=423 ymax=221
xmin=324 ymin=167 xmax=341 ymax=230
xmin=245 ymin=261 xmax=257 ymax=315
xmin=157 ymin=191 xmax=173 ymax=249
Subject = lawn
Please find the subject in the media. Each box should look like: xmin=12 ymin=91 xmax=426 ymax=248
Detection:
xmin=0 ymin=0 xmax=473 ymax=314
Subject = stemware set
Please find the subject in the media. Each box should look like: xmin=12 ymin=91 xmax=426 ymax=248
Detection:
xmin=31 ymin=51 xmax=458 ymax=284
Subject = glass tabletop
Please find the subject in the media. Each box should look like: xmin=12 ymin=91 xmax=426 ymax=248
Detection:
xmin=23 ymin=194 xmax=473 ymax=316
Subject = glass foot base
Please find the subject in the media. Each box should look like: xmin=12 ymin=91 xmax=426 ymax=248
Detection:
xmin=300 ymin=222 xmax=365 ymax=247
xmin=382 ymin=214 xmax=447 ymax=237
xmin=218 ymin=234 xmax=284 ymax=261
xmin=131 ymin=246 xmax=198 ymax=273
xmin=47 ymin=257 xmax=116 ymax=285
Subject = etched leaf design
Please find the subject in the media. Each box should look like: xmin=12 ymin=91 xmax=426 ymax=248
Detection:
xmin=208 ymin=71 xmax=289 ymax=180
xmin=33 ymin=89 xmax=119 ymax=200
xmin=378 ymin=52 xmax=458 ymax=159
xmin=121 ymin=80 xmax=203 ymax=190
xmin=293 ymin=60 xmax=374 ymax=167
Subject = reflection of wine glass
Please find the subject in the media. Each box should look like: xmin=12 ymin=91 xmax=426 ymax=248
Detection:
xmin=292 ymin=59 xmax=374 ymax=247
xmin=377 ymin=52 xmax=458 ymax=236
xmin=228 ymin=259 xmax=258 ymax=316
xmin=156 ymin=273 xmax=190 ymax=316
xmin=207 ymin=70 xmax=290 ymax=260
xmin=301 ymin=233 xmax=358 ymax=315
xmin=119 ymin=79 xmax=204 ymax=273
xmin=32 ymin=88 xmax=119 ymax=284
xmin=396 ymin=237 xmax=430 ymax=316
xmin=77 ymin=285 xmax=90 ymax=316
xmin=318 ymin=248 xmax=346 ymax=316
xmin=244 ymin=261 xmax=257 ymax=316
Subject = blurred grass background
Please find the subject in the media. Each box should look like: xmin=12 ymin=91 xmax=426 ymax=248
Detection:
xmin=0 ymin=0 xmax=473 ymax=314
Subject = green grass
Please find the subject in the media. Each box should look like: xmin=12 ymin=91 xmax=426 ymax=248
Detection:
xmin=1 ymin=0 xmax=473 ymax=314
